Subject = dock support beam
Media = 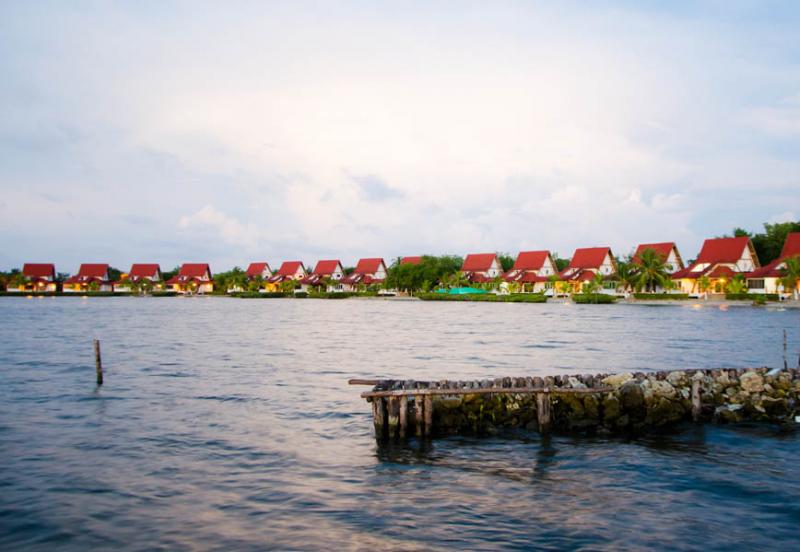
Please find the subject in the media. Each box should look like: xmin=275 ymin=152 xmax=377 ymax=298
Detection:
xmin=424 ymin=396 xmax=433 ymax=437
xmin=691 ymin=380 xmax=702 ymax=422
xmin=536 ymin=392 xmax=551 ymax=434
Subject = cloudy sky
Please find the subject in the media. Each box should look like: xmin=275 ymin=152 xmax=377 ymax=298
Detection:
xmin=1 ymin=1 xmax=799 ymax=272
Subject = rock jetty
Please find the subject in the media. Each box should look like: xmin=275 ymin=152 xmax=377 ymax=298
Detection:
xmin=357 ymin=367 xmax=800 ymax=438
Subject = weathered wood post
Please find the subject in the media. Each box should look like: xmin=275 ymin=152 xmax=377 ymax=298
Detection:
xmin=423 ymin=395 xmax=433 ymax=437
xmin=387 ymin=397 xmax=399 ymax=438
xmin=372 ymin=398 xmax=386 ymax=438
xmin=414 ymin=396 xmax=424 ymax=437
xmin=784 ymin=329 xmax=788 ymax=370
xmin=398 ymin=396 xmax=408 ymax=438
xmin=536 ymin=392 xmax=551 ymax=433
xmin=93 ymin=338 xmax=103 ymax=385
xmin=691 ymin=379 xmax=702 ymax=422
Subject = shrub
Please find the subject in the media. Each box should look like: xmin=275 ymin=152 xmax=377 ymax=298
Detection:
xmin=725 ymin=293 xmax=779 ymax=301
xmin=417 ymin=293 xmax=547 ymax=303
xmin=572 ymin=293 xmax=616 ymax=304
xmin=632 ymin=293 xmax=690 ymax=300
xmin=232 ymin=291 xmax=287 ymax=298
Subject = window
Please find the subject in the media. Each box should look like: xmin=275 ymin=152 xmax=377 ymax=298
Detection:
xmin=747 ymin=279 xmax=765 ymax=290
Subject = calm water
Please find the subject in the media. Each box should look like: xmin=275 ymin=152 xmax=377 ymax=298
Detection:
xmin=1 ymin=297 xmax=799 ymax=551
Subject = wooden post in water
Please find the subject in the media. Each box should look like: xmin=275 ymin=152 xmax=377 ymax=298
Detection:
xmin=423 ymin=395 xmax=433 ymax=437
xmin=398 ymin=397 xmax=408 ymax=438
xmin=387 ymin=397 xmax=399 ymax=438
xmin=691 ymin=379 xmax=702 ymax=422
xmin=414 ymin=396 xmax=424 ymax=437
xmin=93 ymin=339 xmax=103 ymax=385
xmin=784 ymin=329 xmax=788 ymax=370
xmin=536 ymin=392 xmax=551 ymax=434
xmin=372 ymin=398 xmax=386 ymax=438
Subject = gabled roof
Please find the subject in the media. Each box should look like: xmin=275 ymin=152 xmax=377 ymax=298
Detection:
xmin=696 ymin=237 xmax=751 ymax=264
xmin=22 ymin=263 xmax=55 ymax=279
xmin=401 ymin=256 xmax=422 ymax=265
xmin=462 ymin=253 xmax=498 ymax=272
xmin=353 ymin=258 xmax=385 ymax=275
xmin=312 ymin=260 xmax=342 ymax=276
xmin=632 ymin=242 xmax=683 ymax=268
xmin=747 ymin=260 xmax=782 ymax=279
xmin=246 ymin=262 xmax=272 ymax=278
xmin=780 ymin=232 xmax=800 ymax=260
xmin=569 ymin=247 xmax=612 ymax=269
xmin=511 ymin=251 xmax=551 ymax=271
xmin=129 ymin=264 xmax=161 ymax=280
xmin=277 ymin=261 xmax=305 ymax=276
xmin=706 ymin=265 xmax=736 ymax=279
xmin=77 ymin=264 xmax=110 ymax=278
xmin=178 ymin=263 xmax=211 ymax=278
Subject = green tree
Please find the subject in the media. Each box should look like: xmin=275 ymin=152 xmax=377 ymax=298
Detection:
xmin=780 ymin=256 xmax=800 ymax=300
xmin=88 ymin=280 xmax=100 ymax=292
xmin=726 ymin=274 xmax=747 ymax=294
xmin=633 ymin=248 xmax=671 ymax=293
xmin=280 ymin=279 xmax=298 ymax=293
xmin=614 ymin=260 xmax=636 ymax=294
xmin=497 ymin=253 xmax=515 ymax=272
xmin=697 ymin=275 xmax=711 ymax=298
xmin=552 ymin=254 xmax=570 ymax=272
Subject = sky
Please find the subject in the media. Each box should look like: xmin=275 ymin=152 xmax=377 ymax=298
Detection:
xmin=1 ymin=1 xmax=799 ymax=272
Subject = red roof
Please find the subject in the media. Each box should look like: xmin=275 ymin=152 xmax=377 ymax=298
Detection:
xmin=696 ymin=237 xmax=752 ymax=264
xmin=401 ymin=256 xmax=422 ymax=265
xmin=780 ymin=232 xmax=800 ymax=260
xmin=569 ymin=248 xmax=611 ymax=269
xmin=312 ymin=260 xmax=342 ymax=276
xmin=462 ymin=253 xmax=498 ymax=272
xmin=748 ymin=260 xmax=782 ymax=279
xmin=246 ymin=262 xmax=271 ymax=278
xmin=128 ymin=264 xmax=161 ymax=280
xmin=277 ymin=261 xmax=304 ymax=276
xmin=632 ymin=243 xmax=680 ymax=266
xmin=517 ymin=272 xmax=548 ymax=283
xmin=178 ymin=263 xmax=211 ymax=278
xmin=706 ymin=265 xmax=736 ymax=279
xmin=22 ymin=263 xmax=55 ymax=279
xmin=354 ymin=258 xmax=385 ymax=275
xmin=77 ymin=264 xmax=109 ymax=278
xmin=512 ymin=251 xmax=550 ymax=271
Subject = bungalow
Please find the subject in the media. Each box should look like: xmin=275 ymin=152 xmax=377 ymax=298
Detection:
xmin=461 ymin=253 xmax=504 ymax=284
xmin=503 ymin=251 xmax=557 ymax=292
xmin=300 ymin=260 xmax=345 ymax=292
xmin=558 ymin=247 xmax=617 ymax=293
xmin=671 ymin=237 xmax=759 ymax=295
xmin=114 ymin=263 xmax=163 ymax=292
xmin=632 ymin=242 xmax=685 ymax=273
xmin=8 ymin=263 xmax=58 ymax=293
xmin=265 ymin=261 xmax=307 ymax=291
xmin=246 ymin=262 xmax=273 ymax=280
xmin=746 ymin=232 xmax=800 ymax=297
xmin=340 ymin=258 xmax=388 ymax=291
xmin=166 ymin=263 xmax=213 ymax=294
xmin=63 ymin=264 xmax=113 ymax=292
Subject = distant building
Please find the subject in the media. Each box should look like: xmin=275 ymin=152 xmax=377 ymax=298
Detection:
xmin=166 ymin=264 xmax=213 ymax=294
xmin=300 ymin=260 xmax=344 ymax=292
xmin=672 ymin=237 xmax=759 ymax=294
xmin=7 ymin=263 xmax=57 ymax=292
xmin=246 ymin=262 xmax=273 ymax=280
xmin=265 ymin=261 xmax=307 ymax=291
xmin=559 ymin=247 xmax=616 ymax=292
xmin=632 ymin=242 xmax=685 ymax=273
xmin=747 ymin=232 xmax=800 ymax=296
xmin=461 ymin=253 xmax=503 ymax=284
xmin=341 ymin=258 xmax=388 ymax=291
xmin=400 ymin=256 xmax=422 ymax=265
xmin=503 ymin=251 xmax=557 ymax=292
xmin=114 ymin=264 xmax=163 ymax=292
xmin=63 ymin=264 xmax=113 ymax=292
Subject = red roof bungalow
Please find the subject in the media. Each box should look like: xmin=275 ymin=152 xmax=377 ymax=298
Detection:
xmin=503 ymin=251 xmax=557 ymax=291
xmin=300 ymin=260 xmax=345 ymax=291
xmin=166 ymin=263 xmax=213 ymax=294
xmin=632 ymin=242 xmax=685 ymax=274
xmin=7 ymin=263 xmax=58 ymax=292
xmin=63 ymin=264 xmax=113 ymax=292
xmin=747 ymin=232 xmax=800 ymax=296
xmin=401 ymin=256 xmax=423 ymax=265
xmin=559 ymin=247 xmax=617 ymax=292
xmin=341 ymin=258 xmax=388 ymax=291
xmin=672 ymin=237 xmax=759 ymax=294
xmin=246 ymin=262 xmax=273 ymax=280
xmin=265 ymin=261 xmax=307 ymax=289
xmin=114 ymin=264 xmax=163 ymax=292
xmin=461 ymin=253 xmax=504 ymax=283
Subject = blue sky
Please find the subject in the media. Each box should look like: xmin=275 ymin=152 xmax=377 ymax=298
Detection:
xmin=1 ymin=1 xmax=799 ymax=272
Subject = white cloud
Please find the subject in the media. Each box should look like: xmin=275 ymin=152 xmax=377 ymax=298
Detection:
xmin=178 ymin=205 xmax=259 ymax=249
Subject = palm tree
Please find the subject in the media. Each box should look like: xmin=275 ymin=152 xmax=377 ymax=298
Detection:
xmin=633 ymin=248 xmax=671 ymax=293
xmin=697 ymin=275 xmax=711 ymax=299
xmin=780 ymin=256 xmax=800 ymax=300
xmin=726 ymin=274 xmax=747 ymax=295
xmin=614 ymin=261 xmax=636 ymax=295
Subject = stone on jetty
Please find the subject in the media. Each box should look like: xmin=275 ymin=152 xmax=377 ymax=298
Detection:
xmin=358 ymin=367 xmax=800 ymax=439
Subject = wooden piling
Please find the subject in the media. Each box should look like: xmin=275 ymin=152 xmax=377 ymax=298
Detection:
xmin=536 ymin=392 xmax=551 ymax=434
xmin=387 ymin=397 xmax=399 ymax=438
xmin=414 ymin=396 xmax=424 ymax=437
xmin=372 ymin=398 xmax=386 ymax=438
xmin=691 ymin=379 xmax=702 ymax=422
xmin=398 ymin=397 xmax=408 ymax=438
xmin=423 ymin=395 xmax=433 ymax=437
xmin=93 ymin=338 xmax=103 ymax=385
xmin=784 ymin=329 xmax=788 ymax=370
